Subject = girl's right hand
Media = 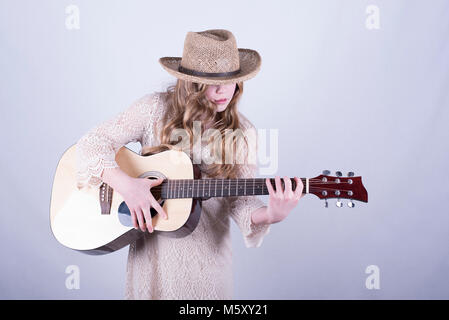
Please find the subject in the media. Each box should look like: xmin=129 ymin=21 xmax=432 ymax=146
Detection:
xmin=119 ymin=177 xmax=168 ymax=233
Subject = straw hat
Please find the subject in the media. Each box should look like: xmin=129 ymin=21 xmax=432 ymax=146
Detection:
xmin=159 ymin=29 xmax=261 ymax=85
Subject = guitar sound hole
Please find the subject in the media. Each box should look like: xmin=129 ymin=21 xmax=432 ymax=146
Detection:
xmin=147 ymin=177 xmax=162 ymax=202
xmin=117 ymin=200 xmax=165 ymax=227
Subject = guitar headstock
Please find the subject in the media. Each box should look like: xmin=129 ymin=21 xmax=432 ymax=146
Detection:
xmin=309 ymin=170 xmax=368 ymax=208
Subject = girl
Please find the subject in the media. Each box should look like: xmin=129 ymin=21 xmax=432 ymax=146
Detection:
xmin=76 ymin=29 xmax=304 ymax=299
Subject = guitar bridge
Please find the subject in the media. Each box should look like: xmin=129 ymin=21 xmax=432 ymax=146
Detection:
xmin=99 ymin=182 xmax=113 ymax=215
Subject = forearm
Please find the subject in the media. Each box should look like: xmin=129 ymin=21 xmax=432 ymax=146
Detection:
xmin=101 ymin=167 xmax=133 ymax=194
xmin=251 ymin=206 xmax=271 ymax=225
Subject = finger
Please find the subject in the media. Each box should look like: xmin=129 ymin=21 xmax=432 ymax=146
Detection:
xmin=151 ymin=177 xmax=164 ymax=187
xmin=284 ymin=176 xmax=294 ymax=197
xmin=135 ymin=207 xmax=146 ymax=232
xmin=293 ymin=177 xmax=304 ymax=199
xmin=266 ymin=178 xmax=275 ymax=195
xmin=275 ymin=176 xmax=283 ymax=195
xmin=141 ymin=204 xmax=153 ymax=233
xmin=130 ymin=208 xmax=138 ymax=229
xmin=151 ymin=198 xmax=168 ymax=220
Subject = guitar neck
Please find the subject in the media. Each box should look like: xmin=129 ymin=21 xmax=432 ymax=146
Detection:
xmin=160 ymin=178 xmax=306 ymax=199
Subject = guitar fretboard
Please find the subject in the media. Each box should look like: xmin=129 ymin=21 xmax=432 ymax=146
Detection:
xmin=160 ymin=178 xmax=306 ymax=199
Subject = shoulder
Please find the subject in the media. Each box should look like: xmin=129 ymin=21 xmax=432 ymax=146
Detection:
xmin=127 ymin=91 xmax=167 ymax=117
xmin=238 ymin=111 xmax=254 ymax=128
xmin=236 ymin=111 xmax=259 ymax=159
xmin=132 ymin=91 xmax=162 ymax=107
xmin=237 ymin=111 xmax=257 ymax=130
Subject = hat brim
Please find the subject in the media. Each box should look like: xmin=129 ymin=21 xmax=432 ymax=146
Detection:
xmin=159 ymin=48 xmax=261 ymax=85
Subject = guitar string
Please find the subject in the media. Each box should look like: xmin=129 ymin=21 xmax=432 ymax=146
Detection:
xmin=149 ymin=181 xmax=353 ymax=189
xmin=151 ymin=186 xmax=357 ymax=199
xmin=151 ymin=183 xmax=351 ymax=190
xmin=149 ymin=185 xmax=353 ymax=195
xmin=145 ymin=178 xmax=356 ymax=196
xmin=149 ymin=179 xmax=352 ymax=185
xmin=152 ymin=178 xmax=351 ymax=182
xmin=148 ymin=181 xmax=353 ymax=191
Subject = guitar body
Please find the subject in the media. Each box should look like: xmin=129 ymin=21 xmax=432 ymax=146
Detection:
xmin=50 ymin=145 xmax=202 ymax=255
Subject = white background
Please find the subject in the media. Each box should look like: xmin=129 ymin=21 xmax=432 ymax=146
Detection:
xmin=1 ymin=0 xmax=448 ymax=299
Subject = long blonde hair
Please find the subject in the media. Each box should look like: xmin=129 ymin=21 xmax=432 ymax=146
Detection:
xmin=141 ymin=79 xmax=251 ymax=179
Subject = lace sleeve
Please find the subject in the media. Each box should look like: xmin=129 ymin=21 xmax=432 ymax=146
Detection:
xmin=227 ymin=114 xmax=271 ymax=248
xmin=75 ymin=92 xmax=160 ymax=189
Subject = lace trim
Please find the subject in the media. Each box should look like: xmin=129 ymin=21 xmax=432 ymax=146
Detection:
xmin=76 ymin=158 xmax=119 ymax=189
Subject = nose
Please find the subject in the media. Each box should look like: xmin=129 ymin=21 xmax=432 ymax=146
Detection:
xmin=216 ymin=85 xmax=225 ymax=93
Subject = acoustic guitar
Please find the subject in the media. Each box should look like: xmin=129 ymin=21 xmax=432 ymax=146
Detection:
xmin=50 ymin=144 xmax=368 ymax=255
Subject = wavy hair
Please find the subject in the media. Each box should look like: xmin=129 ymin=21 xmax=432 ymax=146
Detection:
xmin=141 ymin=79 xmax=251 ymax=179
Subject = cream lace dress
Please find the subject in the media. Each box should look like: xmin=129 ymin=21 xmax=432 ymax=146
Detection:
xmin=75 ymin=91 xmax=271 ymax=299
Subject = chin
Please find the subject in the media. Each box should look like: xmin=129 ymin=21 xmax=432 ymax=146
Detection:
xmin=217 ymin=105 xmax=228 ymax=112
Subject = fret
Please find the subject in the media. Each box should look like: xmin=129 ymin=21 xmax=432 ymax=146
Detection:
xmin=214 ymin=179 xmax=217 ymax=197
xmin=167 ymin=180 xmax=170 ymax=199
xmin=244 ymin=178 xmax=246 ymax=196
xmin=182 ymin=179 xmax=184 ymax=198
xmin=173 ymin=179 xmax=176 ymax=199
xmin=187 ymin=179 xmax=191 ymax=198
xmin=202 ymin=179 xmax=205 ymax=198
xmin=208 ymin=179 xmax=211 ymax=197
xmin=221 ymin=179 xmax=224 ymax=197
xmin=179 ymin=179 xmax=182 ymax=198
xmin=236 ymin=178 xmax=239 ymax=196
xmin=252 ymin=178 xmax=255 ymax=195
xmin=196 ymin=179 xmax=199 ymax=198
xmin=228 ymin=179 xmax=231 ymax=196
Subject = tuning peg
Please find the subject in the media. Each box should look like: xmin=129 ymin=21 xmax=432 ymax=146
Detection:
xmin=336 ymin=171 xmax=342 ymax=177
xmin=322 ymin=170 xmax=330 ymax=175
xmin=347 ymin=172 xmax=354 ymax=177
xmin=348 ymin=200 xmax=355 ymax=208
xmin=324 ymin=199 xmax=328 ymax=208
xmin=336 ymin=199 xmax=343 ymax=207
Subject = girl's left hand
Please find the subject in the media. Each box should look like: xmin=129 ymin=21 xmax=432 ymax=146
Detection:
xmin=265 ymin=176 xmax=304 ymax=224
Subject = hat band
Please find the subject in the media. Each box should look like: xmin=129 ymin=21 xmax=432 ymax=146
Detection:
xmin=178 ymin=65 xmax=241 ymax=78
